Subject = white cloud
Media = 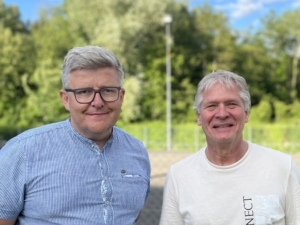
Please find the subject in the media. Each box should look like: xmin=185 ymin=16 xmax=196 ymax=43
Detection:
xmin=260 ymin=0 xmax=287 ymax=3
xmin=216 ymin=0 xmax=262 ymax=18
xmin=216 ymin=0 xmax=289 ymax=19
xmin=233 ymin=1 xmax=263 ymax=18
xmin=292 ymin=0 xmax=300 ymax=7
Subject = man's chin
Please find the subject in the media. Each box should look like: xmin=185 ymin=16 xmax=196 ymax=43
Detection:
xmin=215 ymin=137 xmax=235 ymax=143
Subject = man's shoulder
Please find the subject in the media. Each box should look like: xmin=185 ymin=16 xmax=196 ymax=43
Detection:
xmin=0 ymin=120 xmax=69 ymax=160
xmin=113 ymin=126 xmax=144 ymax=144
xmin=250 ymin=142 xmax=291 ymax=159
xmin=170 ymin=150 xmax=203 ymax=170
xmin=18 ymin=120 xmax=67 ymax=138
xmin=249 ymin=142 xmax=293 ymax=168
xmin=5 ymin=120 xmax=68 ymax=146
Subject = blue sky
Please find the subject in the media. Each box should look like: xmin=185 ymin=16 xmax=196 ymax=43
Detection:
xmin=190 ymin=0 xmax=300 ymax=31
xmin=3 ymin=0 xmax=300 ymax=31
xmin=3 ymin=0 xmax=61 ymax=21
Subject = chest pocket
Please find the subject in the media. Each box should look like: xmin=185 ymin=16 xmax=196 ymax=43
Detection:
xmin=113 ymin=172 xmax=148 ymax=209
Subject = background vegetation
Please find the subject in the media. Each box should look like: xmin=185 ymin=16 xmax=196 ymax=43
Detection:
xmin=0 ymin=0 xmax=300 ymax=151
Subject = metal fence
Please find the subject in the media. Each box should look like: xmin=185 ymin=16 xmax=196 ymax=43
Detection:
xmin=124 ymin=125 xmax=300 ymax=153
xmin=137 ymin=151 xmax=193 ymax=225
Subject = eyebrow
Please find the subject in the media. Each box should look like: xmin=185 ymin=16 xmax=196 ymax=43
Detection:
xmin=203 ymin=98 xmax=241 ymax=105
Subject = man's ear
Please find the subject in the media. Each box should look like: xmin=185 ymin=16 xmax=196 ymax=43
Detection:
xmin=59 ymin=89 xmax=70 ymax=111
xmin=119 ymin=88 xmax=125 ymax=102
xmin=196 ymin=112 xmax=202 ymax=126
xmin=245 ymin=111 xmax=249 ymax=123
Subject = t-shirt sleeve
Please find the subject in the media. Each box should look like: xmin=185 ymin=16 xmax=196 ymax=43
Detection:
xmin=285 ymin=159 xmax=300 ymax=225
xmin=159 ymin=169 xmax=184 ymax=225
xmin=0 ymin=139 xmax=26 ymax=219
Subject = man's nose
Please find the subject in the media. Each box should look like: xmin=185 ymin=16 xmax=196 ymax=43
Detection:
xmin=91 ymin=92 xmax=104 ymax=106
xmin=216 ymin=105 xmax=229 ymax=118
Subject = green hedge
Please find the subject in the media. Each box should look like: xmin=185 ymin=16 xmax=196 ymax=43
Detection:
xmin=117 ymin=121 xmax=300 ymax=153
xmin=1 ymin=121 xmax=300 ymax=153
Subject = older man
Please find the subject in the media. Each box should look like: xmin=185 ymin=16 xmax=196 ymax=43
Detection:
xmin=160 ymin=70 xmax=300 ymax=225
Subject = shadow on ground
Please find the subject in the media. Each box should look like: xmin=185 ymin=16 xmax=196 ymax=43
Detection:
xmin=137 ymin=151 xmax=193 ymax=225
xmin=137 ymin=186 xmax=164 ymax=225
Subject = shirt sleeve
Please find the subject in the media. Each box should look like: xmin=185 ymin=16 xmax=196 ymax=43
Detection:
xmin=0 ymin=138 xmax=26 ymax=219
xmin=159 ymin=169 xmax=184 ymax=225
xmin=285 ymin=159 xmax=300 ymax=225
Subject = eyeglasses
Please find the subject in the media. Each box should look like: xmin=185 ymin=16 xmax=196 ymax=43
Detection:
xmin=65 ymin=87 xmax=121 ymax=104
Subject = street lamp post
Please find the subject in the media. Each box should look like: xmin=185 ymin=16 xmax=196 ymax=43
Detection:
xmin=163 ymin=14 xmax=172 ymax=151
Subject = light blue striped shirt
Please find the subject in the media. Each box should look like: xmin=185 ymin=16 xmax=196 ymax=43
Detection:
xmin=0 ymin=119 xmax=150 ymax=225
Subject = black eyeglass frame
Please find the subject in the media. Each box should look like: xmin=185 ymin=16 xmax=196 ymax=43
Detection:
xmin=65 ymin=87 xmax=122 ymax=104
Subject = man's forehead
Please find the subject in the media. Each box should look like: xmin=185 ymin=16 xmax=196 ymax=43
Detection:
xmin=203 ymin=82 xmax=240 ymax=94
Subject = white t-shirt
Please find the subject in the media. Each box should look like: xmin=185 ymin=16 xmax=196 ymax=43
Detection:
xmin=160 ymin=142 xmax=300 ymax=225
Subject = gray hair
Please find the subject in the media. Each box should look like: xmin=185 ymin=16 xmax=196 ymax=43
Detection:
xmin=61 ymin=46 xmax=124 ymax=88
xmin=193 ymin=70 xmax=251 ymax=113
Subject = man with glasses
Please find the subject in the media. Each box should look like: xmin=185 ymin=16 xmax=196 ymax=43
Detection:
xmin=0 ymin=46 xmax=150 ymax=225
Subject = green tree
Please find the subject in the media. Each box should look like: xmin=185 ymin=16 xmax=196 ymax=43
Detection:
xmin=138 ymin=2 xmax=237 ymax=122
xmin=64 ymin=0 xmax=170 ymax=72
xmin=232 ymin=35 xmax=276 ymax=106
xmin=0 ymin=1 xmax=35 ymax=127
xmin=260 ymin=9 xmax=300 ymax=102
xmin=191 ymin=3 xmax=235 ymax=75
xmin=19 ymin=8 xmax=77 ymax=127
xmin=0 ymin=0 xmax=27 ymax=33
xmin=138 ymin=2 xmax=197 ymax=122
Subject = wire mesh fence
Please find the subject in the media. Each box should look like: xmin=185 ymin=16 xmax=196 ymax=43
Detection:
xmin=137 ymin=151 xmax=193 ymax=225
xmin=137 ymin=151 xmax=300 ymax=225
xmin=124 ymin=124 xmax=300 ymax=153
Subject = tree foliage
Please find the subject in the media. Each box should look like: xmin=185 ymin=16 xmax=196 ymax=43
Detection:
xmin=0 ymin=0 xmax=300 ymax=132
xmin=0 ymin=0 xmax=35 ymax=127
xmin=19 ymin=8 xmax=77 ymax=127
xmin=260 ymin=9 xmax=300 ymax=102
xmin=0 ymin=0 xmax=26 ymax=33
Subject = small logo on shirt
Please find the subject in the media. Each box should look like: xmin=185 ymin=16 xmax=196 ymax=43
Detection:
xmin=243 ymin=195 xmax=282 ymax=225
xmin=121 ymin=170 xmax=141 ymax=178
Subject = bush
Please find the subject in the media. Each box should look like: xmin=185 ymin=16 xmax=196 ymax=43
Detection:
xmin=249 ymin=97 xmax=273 ymax=122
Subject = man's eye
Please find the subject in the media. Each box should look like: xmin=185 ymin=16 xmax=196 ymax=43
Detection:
xmin=102 ymin=88 xmax=116 ymax=94
xmin=206 ymin=105 xmax=216 ymax=109
xmin=76 ymin=89 xmax=92 ymax=95
xmin=103 ymin=88 xmax=112 ymax=93
xmin=228 ymin=102 xmax=237 ymax=108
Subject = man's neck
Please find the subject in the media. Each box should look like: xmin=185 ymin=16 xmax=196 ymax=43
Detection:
xmin=205 ymin=140 xmax=248 ymax=166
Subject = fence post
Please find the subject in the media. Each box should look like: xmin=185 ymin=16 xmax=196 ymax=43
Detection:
xmin=247 ymin=126 xmax=252 ymax=142
xmin=143 ymin=126 xmax=148 ymax=148
xmin=194 ymin=127 xmax=199 ymax=152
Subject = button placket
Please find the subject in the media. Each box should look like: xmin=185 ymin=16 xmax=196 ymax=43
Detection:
xmin=99 ymin=151 xmax=113 ymax=223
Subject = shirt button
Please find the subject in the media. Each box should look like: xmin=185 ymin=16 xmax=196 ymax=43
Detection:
xmin=106 ymin=201 xmax=109 ymax=204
